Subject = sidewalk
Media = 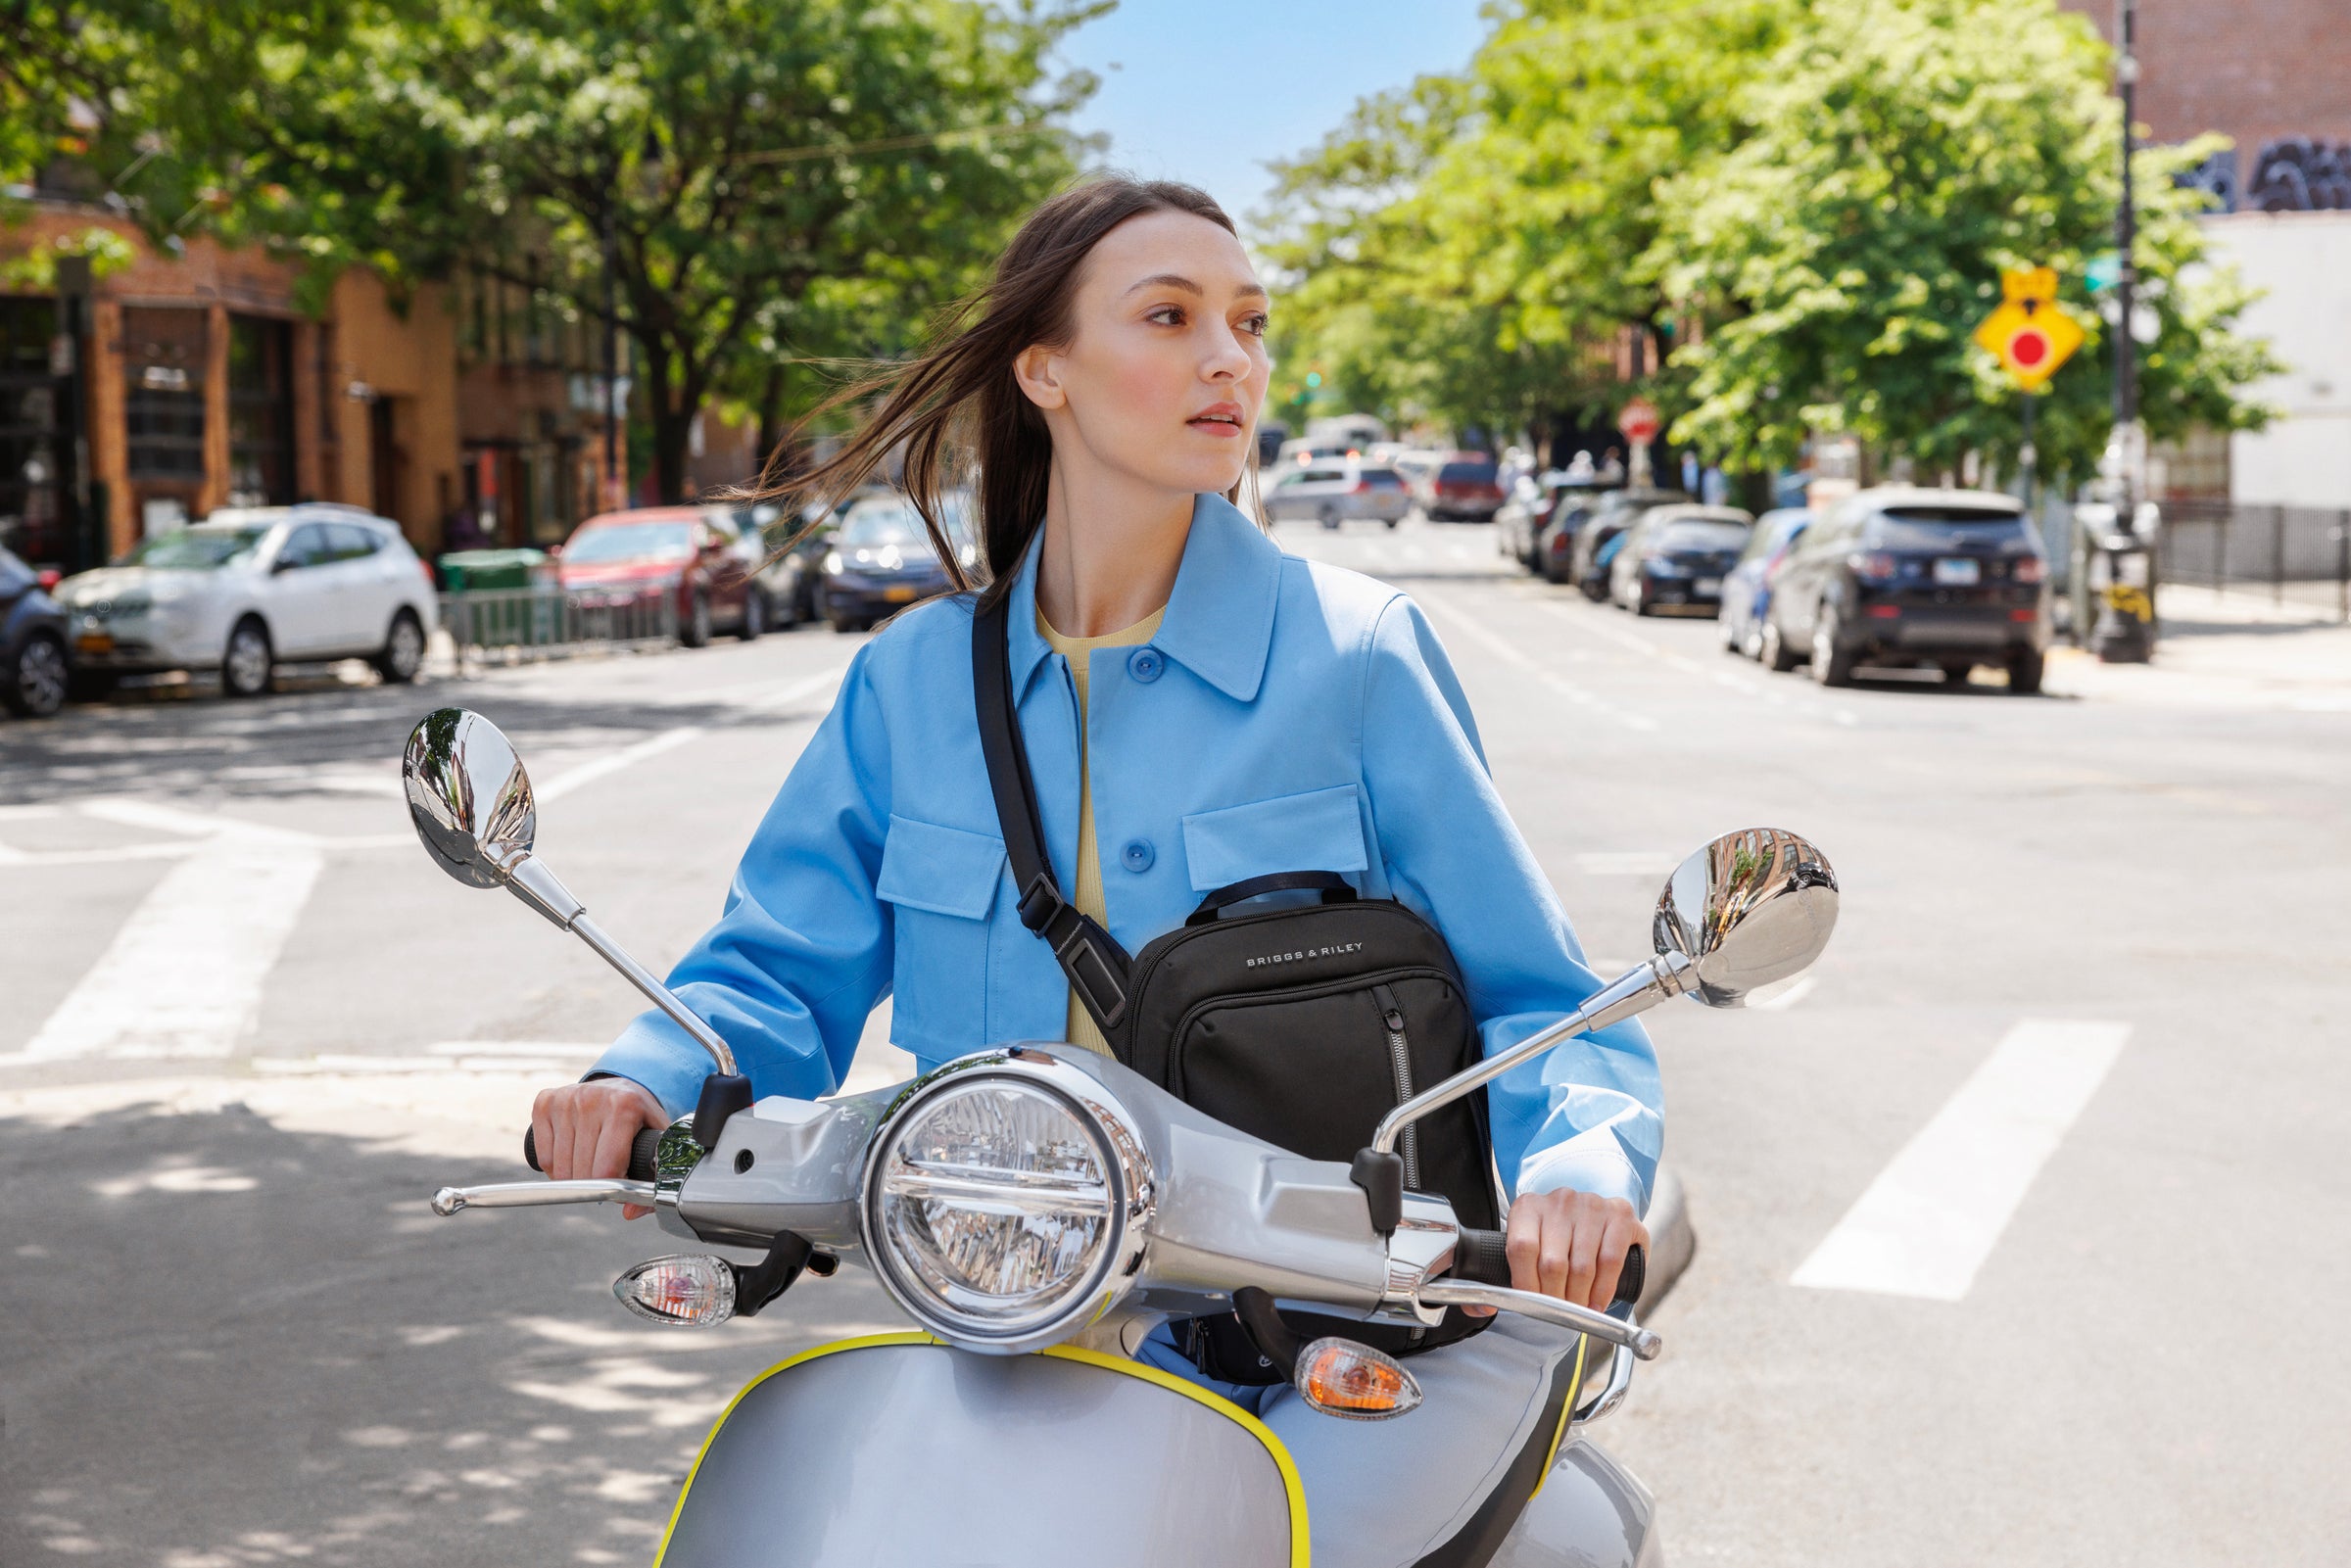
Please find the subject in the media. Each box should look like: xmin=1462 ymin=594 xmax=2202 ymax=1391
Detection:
xmin=2046 ymin=583 xmax=2351 ymax=710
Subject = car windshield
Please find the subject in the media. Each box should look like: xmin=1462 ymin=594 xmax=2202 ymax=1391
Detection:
xmin=118 ymin=528 xmax=269 ymax=569
xmin=1741 ymin=517 xmax=1806 ymax=561
xmin=839 ymin=500 xmax=970 ymax=550
xmin=1438 ymin=461 xmax=1497 ymax=484
xmin=1656 ymin=520 xmax=1751 ymax=551
xmin=1868 ymin=508 xmax=2033 ymax=549
xmin=565 ymin=521 xmax=695 ymax=562
xmin=1294 ymin=467 xmax=1347 ymax=485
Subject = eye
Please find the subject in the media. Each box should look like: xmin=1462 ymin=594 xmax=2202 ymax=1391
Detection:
xmin=1145 ymin=305 xmax=1186 ymax=327
xmin=1239 ymin=312 xmax=1270 ymax=338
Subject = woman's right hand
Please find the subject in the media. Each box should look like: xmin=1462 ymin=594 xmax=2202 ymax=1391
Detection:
xmin=531 ymin=1077 xmax=669 ymax=1219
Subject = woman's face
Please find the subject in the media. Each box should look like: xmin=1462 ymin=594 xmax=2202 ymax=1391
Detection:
xmin=1016 ymin=209 xmax=1271 ymax=499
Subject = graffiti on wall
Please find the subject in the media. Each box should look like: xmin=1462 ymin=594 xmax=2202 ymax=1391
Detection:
xmin=2247 ymin=139 xmax=2351 ymax=213
xmin=2173 ymin=147 xmax=2239 ymax=214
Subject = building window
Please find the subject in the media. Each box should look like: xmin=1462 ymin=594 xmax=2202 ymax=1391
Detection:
xmin=0 ymin=297 xmax=64 ymax=564
xmin=228 ymin=314 xmax=295 ymax=505
xmin=122 ymin=308 xmax=208 ymax=481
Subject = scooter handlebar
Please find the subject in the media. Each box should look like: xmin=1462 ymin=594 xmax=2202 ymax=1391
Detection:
xmin=522 ymin=1124 xmax=661 ymax=1184
xmin=1451 ymin=1230 xmax=1646 ymax=1313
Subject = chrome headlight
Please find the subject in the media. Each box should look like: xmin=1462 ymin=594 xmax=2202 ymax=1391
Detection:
xmin=860 ymin=1051 xmax=1152 ymax=1354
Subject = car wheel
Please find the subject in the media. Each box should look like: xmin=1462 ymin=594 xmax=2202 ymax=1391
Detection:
xmin=1578 ymin=574 xmax=1608 ymax=603
xmin=1319 ymin=505 xmax=1340 ymax=531
xmin=1720 ymin=612 xmax=1742 ymax=652
xmin=2006 ymin=649 xmax=2044 ymax=695
xmin=4 ymin=631 xmax=69 ymax=718
xmin=1760 ymin=616 xmax=1800 ymax=672
xmin=830 ymin=614 xmax=867 ymax=635
xmin=374 ymin=609 xmax=426 ymax=684
xmin=738 ymin=591 xmax=766 ymax=641
xmin=1631 ymin=583 xmax=1654 ymax=616
xmin=1384 ymin=516 xmax=1400 ymax=530
xmin=681 ymin=592 xmax=712 ymax=648
xmin=222 ymin=616 xmax=273 ymax=697
xmin=1809 ymin=604 xmax=1855 ymax=688
xmin=1939 ymin=661 xmax=1975 ymax=687
xmin=1742 ymin=620 xmax=1765 ymax=660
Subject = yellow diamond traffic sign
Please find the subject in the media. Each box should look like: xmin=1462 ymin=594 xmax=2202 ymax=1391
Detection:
xmin=1973 ymin=266 xmax=2083 ymax=390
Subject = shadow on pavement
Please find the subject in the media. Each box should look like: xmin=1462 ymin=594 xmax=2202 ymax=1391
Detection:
xmin=0 ymin=1099 xmax=900 ymax=1566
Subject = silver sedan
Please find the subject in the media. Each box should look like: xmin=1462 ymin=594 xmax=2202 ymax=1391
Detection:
xmin=1262 ymin=461 xmax=1412 ymax=529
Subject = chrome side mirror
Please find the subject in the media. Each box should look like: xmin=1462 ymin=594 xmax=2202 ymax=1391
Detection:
xmin=401 ymin=707 xmax=739 ymax=1078
xmin=404 ymin=706 xmax=538 ymax=890
xmin=1651 ymin=828 xmax=1838 ymax=1008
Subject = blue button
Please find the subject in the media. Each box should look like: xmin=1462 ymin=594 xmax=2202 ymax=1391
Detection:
xmin=1128 ymin=646 xmax=1165 ymax=683
xmin=1120 ymin=838 xmax=1155 ymax=874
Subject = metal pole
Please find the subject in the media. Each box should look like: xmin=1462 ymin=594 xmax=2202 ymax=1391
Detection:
xmin=53 ymin=256 xmax=95 ymax=573
xmin=2020 ymin=391 xmax=2038 ymax=518
xmin=2337 ymin=509 xmax=2348 ymax=624
xmin=601 ymin=201 xmax=618 ymax=514
xmin=2114 ymin=0 xmax=2138 ymax=431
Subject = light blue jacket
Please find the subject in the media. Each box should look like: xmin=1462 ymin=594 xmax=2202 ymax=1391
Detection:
xmin=593 ymin=495 xmax=1662 ymax=1212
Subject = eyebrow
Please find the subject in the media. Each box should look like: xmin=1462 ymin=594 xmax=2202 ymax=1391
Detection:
xmin=1125 ymin=272 xmax=1270 ymax=302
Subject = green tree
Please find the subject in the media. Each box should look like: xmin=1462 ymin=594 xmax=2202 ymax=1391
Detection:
xmin=1651 ymin=0 xmax=2278 ymax=485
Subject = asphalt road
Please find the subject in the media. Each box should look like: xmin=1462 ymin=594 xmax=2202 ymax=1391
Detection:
xmin=3 ymin=515 xmax=2344 ymax=1566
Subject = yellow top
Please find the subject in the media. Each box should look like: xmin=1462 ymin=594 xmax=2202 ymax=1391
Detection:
xmin=1036 ymin=601 xmax=1167 ymax=1055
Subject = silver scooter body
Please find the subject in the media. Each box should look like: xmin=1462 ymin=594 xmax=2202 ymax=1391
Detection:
xmin=406 ymin=708 xmax=1833 ymax=1568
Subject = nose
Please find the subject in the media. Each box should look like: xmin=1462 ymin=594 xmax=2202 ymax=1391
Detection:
xmin=1201 ymin=321 xmax=1255 ymax=384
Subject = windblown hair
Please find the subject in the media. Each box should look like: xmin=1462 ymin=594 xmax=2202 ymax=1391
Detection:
xmin=736 ymin=176 xmax=1248 ymax=606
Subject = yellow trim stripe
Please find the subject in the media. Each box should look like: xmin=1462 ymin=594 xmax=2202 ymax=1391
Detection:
xmin=652 ymin=1332 xmax=1311 ymax=1568
xmin=1040 ymin=1343 xmax=1312 ymax=1567
xmin=1528 ymin=1333 xmax=1591 ymax=1500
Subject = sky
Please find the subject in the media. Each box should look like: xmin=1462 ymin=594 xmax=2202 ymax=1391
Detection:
xmin=1053 ymin=0 xmax=1491 ymax=230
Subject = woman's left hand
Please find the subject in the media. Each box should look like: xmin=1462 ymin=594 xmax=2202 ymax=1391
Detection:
xmin=1490 ymin=1188 xmax=1649 ymax=1312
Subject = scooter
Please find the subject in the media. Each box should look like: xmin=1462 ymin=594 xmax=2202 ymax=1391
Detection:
xmin=403 ymin=707 xmax=1837 ymax=1567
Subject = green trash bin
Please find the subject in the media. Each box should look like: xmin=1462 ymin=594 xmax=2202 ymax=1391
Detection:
xmin=437 ymin=547 xmax=551 ymax=592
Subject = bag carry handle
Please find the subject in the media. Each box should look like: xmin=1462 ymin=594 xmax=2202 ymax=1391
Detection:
xmin=972 ymin=595 xmax=1135 ymax=1032
xmin=1184 ymin=870 xmax=1360 ymax=927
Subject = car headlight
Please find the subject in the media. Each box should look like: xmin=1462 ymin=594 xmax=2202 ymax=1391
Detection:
xmin=860 ymin=1052 xmax=1153 ymax=1354
xmin=823 ymin=550 xmax=844 ymax=575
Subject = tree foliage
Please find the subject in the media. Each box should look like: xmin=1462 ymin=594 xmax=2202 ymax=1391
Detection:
xmin=1262 ymin=0 xmax=2276 ymax=481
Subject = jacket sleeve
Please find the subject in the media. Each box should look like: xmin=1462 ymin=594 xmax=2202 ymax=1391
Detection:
xmin=587 ymin=645 xmax=894 ymax=1116
xmin=1358 ymin=595 xmax=1664 ymax=1213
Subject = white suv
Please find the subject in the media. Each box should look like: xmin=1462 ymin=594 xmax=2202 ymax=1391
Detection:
xmin=55 ymin=504 xmax=439 ymax=697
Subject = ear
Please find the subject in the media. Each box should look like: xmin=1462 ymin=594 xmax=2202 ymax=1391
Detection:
xmin=1012 ymin=342 xmax=1067 ymax=412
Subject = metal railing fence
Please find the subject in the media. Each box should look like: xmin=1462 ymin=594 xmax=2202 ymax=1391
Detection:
xmin=2159 ymin=501 xmax=2351 ymax=622
xmin=438 ymin=585 xmax=681 ymax=664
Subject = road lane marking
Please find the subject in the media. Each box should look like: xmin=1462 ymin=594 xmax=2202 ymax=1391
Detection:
xmin=20 ymin=835 xmax=325 ymax=1061
xmin=1530 ymin=597 xmax=1863 ymax=726
xmin=1750 ymin=975 xmax=1818 ymax=1012
xmin=531 ymin=663 xmax=845 ymax=804
xmin=1791 ymin=1019 xmax=2130 ymax=1301
xmin=1414 ymin=589 xmax=1659 ymax=733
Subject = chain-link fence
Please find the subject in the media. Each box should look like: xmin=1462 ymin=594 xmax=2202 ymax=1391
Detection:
xmin=438 ymin=584 xmax=681 ymax=665
xmin=2160 ymin=501 xmax=2351 ymax=622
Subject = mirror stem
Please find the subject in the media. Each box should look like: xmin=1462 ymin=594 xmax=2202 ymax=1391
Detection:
xmin=499 ymin=851 xmax=741 ymax=1078
xmin=1369 ymin=951 xmax=1691 ymax=1158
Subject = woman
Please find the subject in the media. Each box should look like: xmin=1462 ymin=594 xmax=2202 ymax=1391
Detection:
xmin=533 ymin=177 xmax=1659 ymax=1346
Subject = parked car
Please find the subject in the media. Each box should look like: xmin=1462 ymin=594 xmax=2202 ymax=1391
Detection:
xmin=1608 ymin=505 xmax=1754 ymax=615
xmin=817 ymin=493 xmax=975 ymax=632
xmin=558 ymin=507 xmax=760 ymax=647
xmin=1263 ymin=460 xmax=1411 ymax=528
xmin=1564 ymin=489 xmax=1694 ymax=596
xmin=1410 ymin=452 xmax=1506 ymax=522
xmin=706 ymin=501 xmax=832 ymax=630
xmin=1758 ymin=486 xmax=2050 ymax=691
xmin=53 ymin=504 xmax=437 ymax=698
xmin=1718 ymin=507 xmax=1811 ymax=659
xmin=0 ymin=546 xmax=70 ymax=717
xmin=1503 ymin=475 xmax=1618 ymax=571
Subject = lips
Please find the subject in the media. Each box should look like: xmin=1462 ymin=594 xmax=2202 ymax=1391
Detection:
xmin=1187 ymin=402 xmax=1245 ymax=435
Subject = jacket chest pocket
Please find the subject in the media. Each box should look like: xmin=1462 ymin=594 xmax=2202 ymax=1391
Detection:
xmin=1179 ymin=783 xmax=1368 ymax=894
xmin=876 ymin=814 xmax=1003 ymax=1057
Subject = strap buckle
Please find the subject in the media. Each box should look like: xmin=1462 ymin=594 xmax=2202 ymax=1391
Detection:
xmin=1016 ymin=873 xmax=1065 ymax=934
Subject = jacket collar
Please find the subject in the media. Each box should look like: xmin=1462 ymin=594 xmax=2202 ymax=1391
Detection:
xmin=1005 ymin=492 xmax=1281 ymax=704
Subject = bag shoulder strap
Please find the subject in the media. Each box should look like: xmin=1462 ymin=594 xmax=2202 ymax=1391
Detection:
xmin=972 ymin=594 xmax=1135 ymax=1032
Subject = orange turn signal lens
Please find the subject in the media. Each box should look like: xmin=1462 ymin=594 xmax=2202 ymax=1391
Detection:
xmin=1294 ymin=1337 xmax=1423 ymax=1421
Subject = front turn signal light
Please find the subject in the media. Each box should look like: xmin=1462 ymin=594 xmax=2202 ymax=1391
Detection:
xmin=1294 ymin=1336 xmax=1423 ymax=1421
xmin=614 ymin=1255 xmax=737 ymax=1328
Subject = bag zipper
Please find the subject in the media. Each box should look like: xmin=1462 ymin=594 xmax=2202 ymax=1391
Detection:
xmin=1371 ymin=982 xmax=1420 ymax=1193
xmin=1167 ymin=964 xmax=1458 ymax=1100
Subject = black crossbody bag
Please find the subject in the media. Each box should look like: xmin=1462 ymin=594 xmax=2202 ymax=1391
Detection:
xmin=973 ymin=596 xmax=1498 ymax=1381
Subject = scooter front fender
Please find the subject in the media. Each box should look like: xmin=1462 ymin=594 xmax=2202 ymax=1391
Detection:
xmin=657 ymin=1333 xmax=1308 ymax=1568
xmin=1490 ymin=1437 xmax=1659 ymax=1568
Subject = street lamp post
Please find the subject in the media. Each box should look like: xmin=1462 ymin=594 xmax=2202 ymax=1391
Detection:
xmin=2089 ymin=0 xmax=2157 ymax=663
xmin=600 ymin=201 xmax=619 ymax=514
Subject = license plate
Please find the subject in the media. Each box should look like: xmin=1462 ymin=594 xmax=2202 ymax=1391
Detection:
xmin=1695 ymin=578 xmax=1722 ymax=595
xmin=1933 ymin=557 xmax=1981 ymax=586
xmin=883 ymin=586 xmax=918 ymax=603
xmin=76 ymin=632 xmax=114 ymax=654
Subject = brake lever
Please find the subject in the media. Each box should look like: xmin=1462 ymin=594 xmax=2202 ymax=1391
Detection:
xmin=1413 ymin=1279 xmax=1662 ymax=1360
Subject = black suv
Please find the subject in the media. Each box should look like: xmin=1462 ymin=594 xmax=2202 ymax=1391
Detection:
xmin=0 ymin=546 xmax=70 ymax=717
xmin=1760 ymin=487 xmax=2050 ymax=692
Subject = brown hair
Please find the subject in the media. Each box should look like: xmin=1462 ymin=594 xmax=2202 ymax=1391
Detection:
xmin=740 ymin=177 xmax=1251 ymax=607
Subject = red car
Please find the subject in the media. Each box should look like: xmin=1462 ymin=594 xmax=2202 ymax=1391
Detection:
xmin=1411 ymin=452 xmax=1507 ymax=522
xmin=556 ymin=507 xmax=763 ymax=646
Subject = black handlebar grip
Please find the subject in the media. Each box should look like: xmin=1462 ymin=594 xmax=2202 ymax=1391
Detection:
xmin=1450 ymin=1231 xmax=1648 ymax=1312
xmin=522 ymin=1125 xmax=662 ymax=1183
xmin=1453 ymin=1227 xmax=1513 ymax=1286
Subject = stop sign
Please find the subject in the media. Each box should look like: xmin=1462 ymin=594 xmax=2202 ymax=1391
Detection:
xmin=1618 ymin=398 xmax=1661 ymax=445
